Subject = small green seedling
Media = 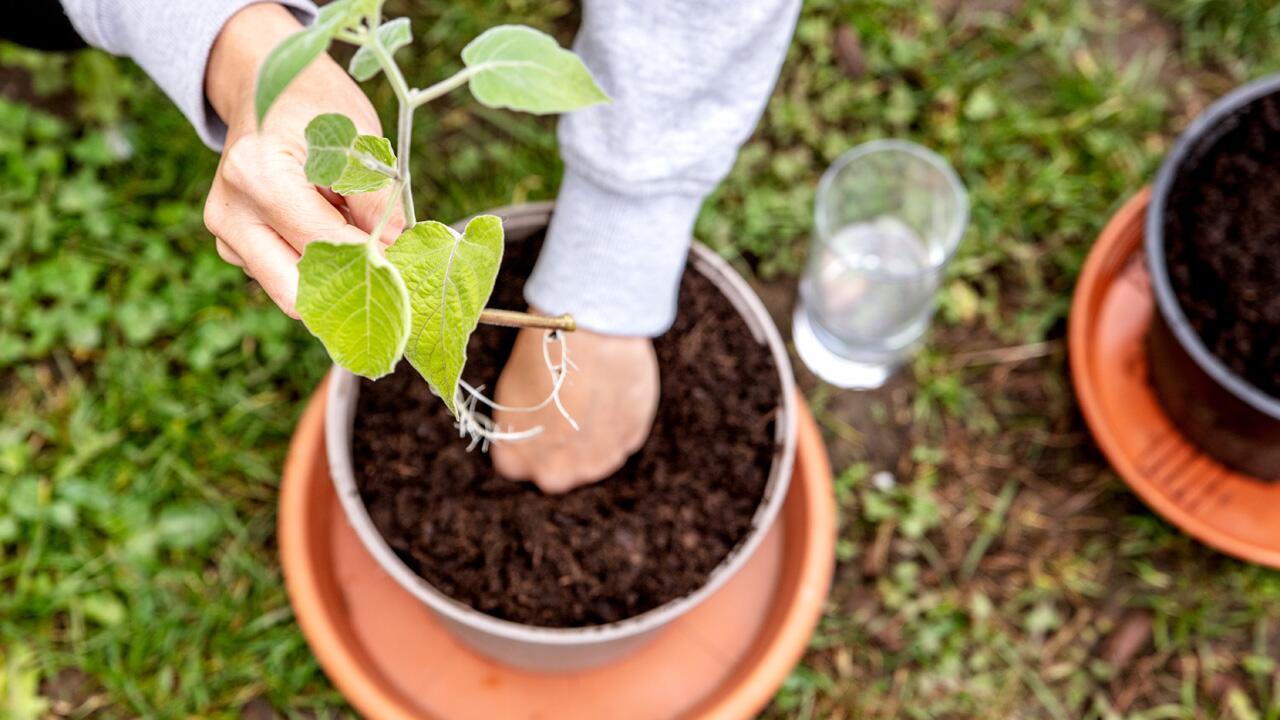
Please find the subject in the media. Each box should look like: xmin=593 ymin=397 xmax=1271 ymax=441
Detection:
xmin=255 ymin=0 xmax=607 ymax=440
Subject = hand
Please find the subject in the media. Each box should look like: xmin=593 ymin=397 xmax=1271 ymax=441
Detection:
xmin=202 ymin=4 xmax=403 ymax=317
xmin=490 ymin=321 xmax=660 ymax=494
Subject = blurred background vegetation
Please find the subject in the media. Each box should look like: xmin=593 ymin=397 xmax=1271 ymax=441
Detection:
xmin=1 ymin=0 xmax=1279 ymax=717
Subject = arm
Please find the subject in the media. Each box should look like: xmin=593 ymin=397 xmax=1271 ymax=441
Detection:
xmin=59 ymin=1 xmax=402 ymax=315
xmin=525 ymin=0 xmax=803 ymax=336
xmin=59 ymin=0 xmax=316 ymax=149
xmin=492 ymin=0 xmax=800 ymax=492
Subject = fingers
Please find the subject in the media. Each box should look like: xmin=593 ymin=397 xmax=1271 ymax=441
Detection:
xmin=345 ymin=186 xmax=406 ymax=246
xmin=208 ymin=135 xmax=402 ymax=318
xmin=490 ymin=445 xmax=584 ymax=494
xmin=215 ymin=238 xmax=245 ymax=267
xmin=490 ymin=443 xmax=529 ymax=481
xmin=255 ymin=174 xmax=372 ymax=251
xmin=491 ymin=432 xmax=631 ymax=494
xmin=216 ymin=224 xmax=302 ymax=318
xmin=219 ymin=137 xmax=371 ymax=253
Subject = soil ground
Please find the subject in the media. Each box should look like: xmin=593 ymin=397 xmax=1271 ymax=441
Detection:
xmin=1163 ymin=92 xmax=1280 ymax=398
xmin=352 ymin=232 xmax=780 ymax=627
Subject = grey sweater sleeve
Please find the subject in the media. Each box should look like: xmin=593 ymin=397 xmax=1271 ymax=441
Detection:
xmin=524 ymin=0 xmax=801 ymax=336
xmin=60 ymin=0 xmax=796 ymax=336
xmin=59 ymin=0 xmax=317 ymax=149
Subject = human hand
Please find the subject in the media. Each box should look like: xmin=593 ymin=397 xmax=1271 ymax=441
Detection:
xmin=490 ymin=321 xmax=660 ymax=494
xmin=202 ymin=3 xmax=403 ymax=316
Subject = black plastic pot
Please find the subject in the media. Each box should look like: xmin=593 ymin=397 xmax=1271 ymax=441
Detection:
xmin=1146 ymin=74 xmax=1280 ymax=482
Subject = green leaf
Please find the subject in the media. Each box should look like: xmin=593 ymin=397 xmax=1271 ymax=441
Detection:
xmin=316 ymin=0 xmax=381 ymax=29
xmin=297 ymin=241 xmax=410 ymax=379
xmin=333 ymin=135 xmax=395 ymax=194
xmin=256 ymin=0 xmax=387 ymax=123
xmin=303 ymin=113 xmax=358 ymax=185
xmin=461 ymin=25 xmax=610 ymax=114
xmin=303 ymin=114 xmax=395 ymax=195
xmin=349 ymin=17 xmax=412 ymax=81
xmin=387 ymin=216 xmax=503 ymax=414
xmin=255 ymin=27 xmax=333 ymax=125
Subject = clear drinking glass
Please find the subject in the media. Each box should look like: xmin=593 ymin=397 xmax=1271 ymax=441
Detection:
xmin=793 ymin=139 xmax=968 ymax=388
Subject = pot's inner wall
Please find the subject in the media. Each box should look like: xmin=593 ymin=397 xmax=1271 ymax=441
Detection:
xmin=351 ymin=229 xmax=782 ymax=628
xmin=1162 ymin=93 xmax=1280 ymax=400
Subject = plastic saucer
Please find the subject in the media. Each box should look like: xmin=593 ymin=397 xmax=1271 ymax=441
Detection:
xmin=1070 ymin=189 xmax=1280 ymax=567
xmin=279 ymin=382 xmax=836 ymax=719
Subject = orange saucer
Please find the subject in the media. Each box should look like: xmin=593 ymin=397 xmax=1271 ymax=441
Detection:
xmin=279 ymin=382 xmax=835 ymax=720
xmin=1070 ymin=189 xmax=1280 ymax=568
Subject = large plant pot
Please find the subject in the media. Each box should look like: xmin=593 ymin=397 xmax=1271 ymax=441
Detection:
xmin=279 ymin=379 xmax=834 ymax=718
xmin=324 ymin=202 xmax=798 ymax=671
xmin=1071 ymin=189 xmax=1280 ymax=568
xmin=1145 ymin=75 xmax=1280 ymax=481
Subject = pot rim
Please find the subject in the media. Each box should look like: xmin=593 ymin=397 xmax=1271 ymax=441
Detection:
xmin=1145 ymin=72 xmax=1280 ymax=420
xmin=815 ymin=138 xmax=970 ymax=280
xmin=326 ymin=201 xmax=798 ymax=647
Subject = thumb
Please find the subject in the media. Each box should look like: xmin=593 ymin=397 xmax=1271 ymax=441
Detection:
xmin=345 ymin=185 xmax=406 ymax=246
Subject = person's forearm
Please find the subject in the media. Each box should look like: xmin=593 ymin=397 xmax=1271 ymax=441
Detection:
xmin=59 ymin=0 xmax=317 ymax=149
xmin=525 ymin=0 xmax=802 ymax=337
xmin=206 ymin=4 xmax=306 ymax=129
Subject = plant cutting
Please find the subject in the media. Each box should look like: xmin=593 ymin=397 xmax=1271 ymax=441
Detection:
xmin=323 ymin=206 xmax=799 ymax=670
xmin=255 ymin=0 xmax=607 ymax=440
xmin=261 ymin=0 xmax=805 ymax=673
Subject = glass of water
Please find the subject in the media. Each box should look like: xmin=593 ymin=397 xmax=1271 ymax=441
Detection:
xmin=793 ymin=139 xmax=968 ymax=389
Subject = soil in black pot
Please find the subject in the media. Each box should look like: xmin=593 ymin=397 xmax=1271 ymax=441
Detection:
xmin=1163 ymin=93 xmax=1280 ymax=398
xmin=351 ymin=230 xmax=782 ymax=628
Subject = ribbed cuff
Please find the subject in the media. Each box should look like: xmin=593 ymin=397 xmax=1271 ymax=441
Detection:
xmin=524 ymin=168 xmax=703 ymax=337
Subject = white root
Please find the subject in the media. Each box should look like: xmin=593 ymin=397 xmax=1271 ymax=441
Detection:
xmin=451 ymin=329 xmax=579 ymax=451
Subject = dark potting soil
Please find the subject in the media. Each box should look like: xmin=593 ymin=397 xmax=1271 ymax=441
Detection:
xmin=1163 ymin=93 xmax=1280 ymax=399
xmin=351 ymin=231 xmax=782 ymax=628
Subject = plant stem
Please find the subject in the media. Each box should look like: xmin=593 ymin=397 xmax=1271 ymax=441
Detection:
xmin=351 ymin=150 xmax=398 ymax=179
xmin=394 ymin=104 xmax=415 ymax=224
xmin=409 ymin=67 xmax=477 ymax=107
xmin=335 ymin=29 xmax=365 ymax=45
xmin=478 ymin=309 xmax=576 ymax=332
xmin=357 ymin=25 xmax=562 ymax=332
xmin=367 ymin=35 xmax=417 ymax=225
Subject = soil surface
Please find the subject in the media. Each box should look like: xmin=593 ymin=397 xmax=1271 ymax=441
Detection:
xmin=351 ymin=231 xmax=783 ymax=627
xmin=1163 ymin=92 xmax=1280 ymax=399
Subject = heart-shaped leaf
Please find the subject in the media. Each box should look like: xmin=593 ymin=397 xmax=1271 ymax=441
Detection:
xmin=349 ymin=17 xmax=413 ymax=81
xmin=296 ymin=241 xmax=410 ymax=379
xmin=303 ymin=113 xmax=396 ymax=195
xmin=386 ymin=216 xmax=503 ymax=414
xmin=461 ymin=25 xmax=610 ymax=114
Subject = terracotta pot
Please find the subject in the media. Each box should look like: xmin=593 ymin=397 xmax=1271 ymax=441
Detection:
xmin=324 ymin=202 xmax=798 ymax=671
xmin=279 ymin=380 xmax=834 ymax=718
xmin=1145 ymin=75 xmax=1280 ymax=481
xmin=1071 ymin=189 xmax=1280 ymax=568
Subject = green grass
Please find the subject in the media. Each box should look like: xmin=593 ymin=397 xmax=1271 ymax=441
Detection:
xmin=2 ymin=0 xmax=1279 ymax=717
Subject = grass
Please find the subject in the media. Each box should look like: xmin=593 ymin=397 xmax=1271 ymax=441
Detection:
xmin=1 ymin=0 xmax=1279 ymax=717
